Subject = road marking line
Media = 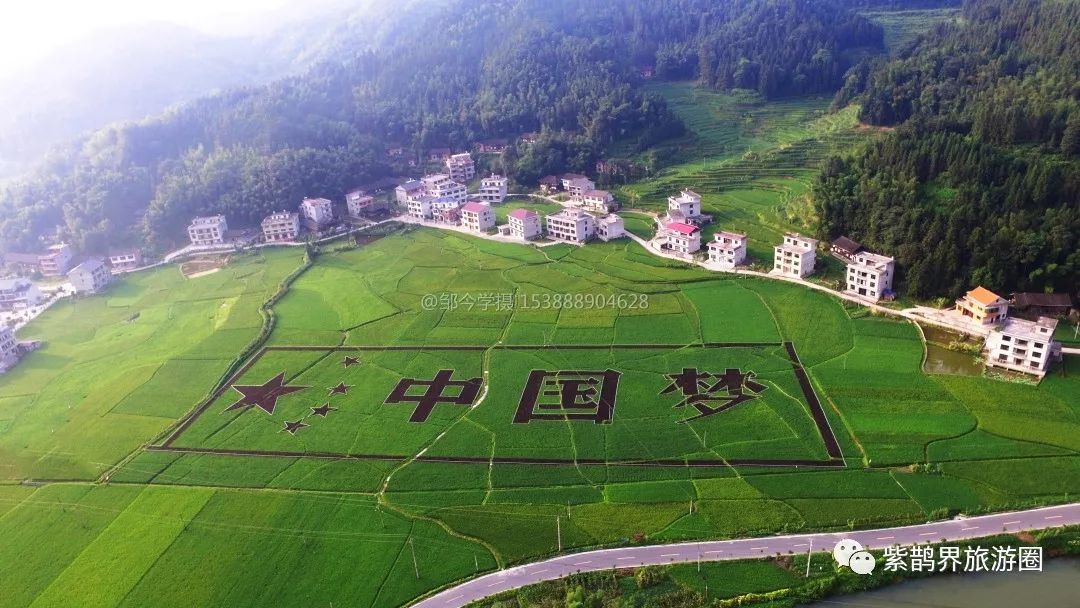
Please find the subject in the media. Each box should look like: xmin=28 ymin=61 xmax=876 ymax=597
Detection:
xmin=793 ymin=543 xmax=808 ymax=548
xmin=1003 ymin=520 xmax=1022 ymax=526
xmin=532 ymin=569 xmax=548 ymax=574
xmin=704 ymin=550 xmax=723 ymax=554
xmin=661 ymin=553 xmax=680 ymax=557
xmin=876 ymin=536 xmax=895 ymax=540
xmin=486 ymin=582 xmax=500 ymax=588
xmin=1045 ymin=515 xmax=1063 ymax=520
xmin=919 ymin=532 xmax=936 ymax=536
xmin=616 ymin=556 xmax=636 ymax=560
xmin=573 ymin=561 xmax=591 ymax=566
xmin=448 ymin=596 xmax=462 ymax=602
xmin=750 ymin=546 xmax=768 ymax=551
xmin=961 ymin=526 xmax=979 ymax=531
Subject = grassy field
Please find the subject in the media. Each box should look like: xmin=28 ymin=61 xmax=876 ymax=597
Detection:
xmin=1 ymin=73 xmax=1077 ymax=607
xmin=0 ymin=248 xmax=304 ymax=480
xmin=95 ymin=231 xmax=1078 ymax=581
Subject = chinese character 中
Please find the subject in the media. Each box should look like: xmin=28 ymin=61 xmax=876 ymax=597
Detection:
xmin=514 ymin=370 xmax=621 ymax=424
xmin=660 ymin=367 xmax=767 ymax=422
xmin=383 ymin=369 xmax=482 ymax=422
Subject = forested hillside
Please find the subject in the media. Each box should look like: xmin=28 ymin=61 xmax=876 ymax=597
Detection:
xmin=817 ymin=0 xmax=1079 ymax=299
xmin=0 ymin=0 xmax=884 ymax=254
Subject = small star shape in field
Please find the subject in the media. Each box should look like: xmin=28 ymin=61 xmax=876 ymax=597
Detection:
xmin=225 ymin=372 xmax=308 ymax=415
xmin=282 ymin=419 xmax=309 ymax=435
xmin=342 ymin=356 xmax=361 ymax=368
xmin=310 ymin=403 xmax=338 ymax=417
xmin=328 ymin=382 xmax=351 ymax=396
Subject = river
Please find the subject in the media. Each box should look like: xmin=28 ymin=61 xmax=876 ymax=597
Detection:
xmin=806 ymin=558 xmax=1080 ymax=607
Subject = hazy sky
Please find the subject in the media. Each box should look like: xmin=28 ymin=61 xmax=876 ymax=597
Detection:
xmin=0 ymin=0 xmax=294 ymax=77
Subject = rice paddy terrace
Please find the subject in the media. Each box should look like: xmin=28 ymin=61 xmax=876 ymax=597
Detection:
xmin=617 ymin=83 xmax=878 ymax=261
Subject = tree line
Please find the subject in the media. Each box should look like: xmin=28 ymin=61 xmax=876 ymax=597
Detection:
xmin=818 ymin=0 xmax=1080 ymax=299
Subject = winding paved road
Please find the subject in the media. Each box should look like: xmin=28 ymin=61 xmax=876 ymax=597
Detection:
xmin=411 ymin=502 xmax=1080 ymax=608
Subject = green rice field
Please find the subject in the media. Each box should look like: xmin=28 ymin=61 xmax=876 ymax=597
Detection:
xmin=1 ymin=229 xmax=1072 ymax=607
xmin=0 ymin=78 xmax=1077 ymax=606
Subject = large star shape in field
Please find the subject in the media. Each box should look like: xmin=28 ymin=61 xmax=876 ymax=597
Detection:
xmin=342 ymin=356 xmax=361 ymax=368
xmin=225 ymin=372 xmax=308 ymax=415
xmin=328 ymin=382 xmax=351 ymax=396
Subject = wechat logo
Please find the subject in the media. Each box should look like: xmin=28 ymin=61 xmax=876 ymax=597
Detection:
xmin=833 ymin=539 xmax=875 ymax=575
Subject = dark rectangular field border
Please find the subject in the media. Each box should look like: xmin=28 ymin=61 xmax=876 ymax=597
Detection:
xmin=154 ymin=341 xmax=845 ymax=469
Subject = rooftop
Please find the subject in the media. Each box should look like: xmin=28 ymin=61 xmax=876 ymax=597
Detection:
xmin=263 ymin=211 xmax=298 ymax=222
xmin=301 ymin=197 xmax=332 ymax=206
xmin=508 ymin=209 xmax=538 ymax=220
xmin=965 ymin=286 xmax=1005 ymax=306
xmin=851 ymin=251 xmax=894 ymax=271
xmin=190 ymin=215 xmax=226 ymax=225
xmin=399 ymin=180 xmax=424 ymax=191
xmin=70 ymin=258 xmax=105 ymax=274
xmin=831 ymin=236 xmax=862 ymax=255
xmin=714 ymin=231 xmax=746 ymax=242
xmin=664 ymin=222 xmax=699 ymax=236
xmin=461 ymin=202 xmax=490 ymax=213
xmin=0 ymin=277 xmax=32 ymax=291
xmin=998 ymin=316 xmax=1059 ymax=340
xmin=598 ymin=214 xmax=623 ymax=225
xmin=583 ymin=190 xmax=610 ymax=198
xmin=1011 ymin=292 xmax=1073 ymax=308
xmin=548 ymin=208 xmax=588 ymax=220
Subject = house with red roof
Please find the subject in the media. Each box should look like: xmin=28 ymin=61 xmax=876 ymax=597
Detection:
xmin=955 ymin=286 xmax=1009 ymax=326
xmin=658 ymin=221 xmax=701 ymax=254
xmin=507 ymin=209 xmax=542 ymax=240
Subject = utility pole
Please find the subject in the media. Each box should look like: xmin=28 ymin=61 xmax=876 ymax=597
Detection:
xmin=805 ymin=539 xmax=813 ymax=577
xmin=474 ymin=554 xmax=479 ymax=571
xmin=409 ymin=537 xmax=420 ymax=579
xmin=557 ymin=516 xmax=562 ymax=552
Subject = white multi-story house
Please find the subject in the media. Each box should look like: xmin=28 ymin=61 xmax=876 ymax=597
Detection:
xmin=261 ymin=211 xmax=300 ymax=242
xmin=955 ymin=286 xmax=1009 ymax=326
xmin=422 ymin=174 xmax=468 ymax=204
xmin=707 ymin=231 xmax=747 ymax=269
xmin=445 ymin=152 xmax=476 ymax=183
xmin=845 ymin=250 xmax=895 ymax=301
xmin=407 ymin=196 xmax=435 ymax=220
xmin=666 ymin=189 xmax=702 ymax=224
xmin=985 ymin=316 xmax=1062 ymax=378
xmin=38 ymin=243 xmax=73 ymax=276
xmin=68 ymin=258 xmax=112 ymax=295
xmin=395 ymin=180 xmax=425 ymax=204
xmin=187 ymin=215 xmax=228 ymax=246
xmin=772 ymin=233 xmax=818 ymax=278
xmin=597 ymin=214 xmax=626 ymax=241
xmin=460 ymin=202 xmax=495 ymax=233
xmin=0 ymin=277 xmax=43 ymax=311
xmin=545 ymin=208 xmax=597 ymax=244
xmin=346 ymin=191 xmax=380 ymax=218
xmin=580 ymin=190 xmax=618 ymax=214
xmin=431 ymin=199 xmax=461 ymax=224
xmin=0 ymin=326 xmax=17 ymax=369
xmin=658 ymin=222 xmax=702 ymax=254
xmin=107 ymin=249 xmax=143 ymax=272
xmin=507 ymin=209 xmax=542 ymax=240
xmin=476 ymin=174 xmax=508 ymax=203
xmin=560 ymin=173 xmax=589 ymax=191
xmin=563 ymin=175 xmax=595 ymax=198
xmin=299 ymin=197 xmax=334 ymax=232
